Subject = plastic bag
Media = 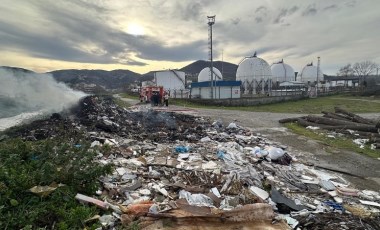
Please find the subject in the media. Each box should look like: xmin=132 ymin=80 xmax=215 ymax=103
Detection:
xmin=227 ymin=122 xmax=237 ymax=129
xmin=179 ymin=190 xmax=214 ymax=207
xmin=252 ymin=146 xmax=269 ymax=158
xmin=266 ymin=146 xmax=284 ymax=160
xmin=175 ymin=146 xmax=190 ymax=153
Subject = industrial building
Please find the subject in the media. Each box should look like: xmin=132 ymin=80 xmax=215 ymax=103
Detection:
xmin=324 ymin=75 xmax=359 ymax=87
xmin=190 ymin=81 xmax=241 ymax=99
xmin=154 ymin=70 xmax=188 ymax=98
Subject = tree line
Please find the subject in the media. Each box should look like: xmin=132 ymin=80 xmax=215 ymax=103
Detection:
xmin=337 ymin=61 xmax=379 ymax=78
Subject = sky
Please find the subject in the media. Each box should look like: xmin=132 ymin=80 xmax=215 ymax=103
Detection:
xmin=0 ymin=0 xmax=379 ymax=75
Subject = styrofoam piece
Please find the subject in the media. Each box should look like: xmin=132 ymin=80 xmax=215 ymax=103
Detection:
xmin=334 ymin=197 xmax=343 ymax=204
xmin=116 ymin=167 xmax=127 ymax=176
xmin=211 ymin=187 xmax=221 ymax=198
xmin=328 ymin=191 xmax=338 ymax=197
xmin=359 ymin=200 xmax=380 ymax=208
xmin=249 ymin=186 xmax=269 ymax=200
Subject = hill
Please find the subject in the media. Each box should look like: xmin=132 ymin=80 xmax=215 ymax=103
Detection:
xmin=0 ymin=66 xmax=35 ymax=74
xmin=49 ymin=69 xmax=143 ymax=93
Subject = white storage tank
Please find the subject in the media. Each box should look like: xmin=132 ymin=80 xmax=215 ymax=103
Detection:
xmin=198 ymin=67 xmax=223 ymax=82
xmin=298 ymin=63 xmax=323 ymax=83
xmin=236 ymin=53 xmax=272 ymax=82
xmin=271 ymin=60 xmax=295 ymax=82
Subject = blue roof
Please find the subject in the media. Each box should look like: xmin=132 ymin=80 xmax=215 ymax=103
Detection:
xmin=191 ymin=81 xmax=241 ymax=88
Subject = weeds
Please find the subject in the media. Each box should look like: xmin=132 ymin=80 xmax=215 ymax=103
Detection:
xmin=284 ymin=123 xmax=380 ymax=158
xmin=114 ymin=97 xmax=131 ymax=108
xmin=171 ymin=95 xmax=380 ymax=113
xmin=0 ymin=138 xmax=112 ymax=229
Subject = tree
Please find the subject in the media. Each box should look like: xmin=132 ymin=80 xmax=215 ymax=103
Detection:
xmin=337 ymin=63 xmax=354 ymax=76
xmin=352 ymin=61 xmax=378 ymax=77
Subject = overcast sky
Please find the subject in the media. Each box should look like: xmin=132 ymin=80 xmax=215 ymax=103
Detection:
xmin=0 ymin=0 xmax=379 ymax=75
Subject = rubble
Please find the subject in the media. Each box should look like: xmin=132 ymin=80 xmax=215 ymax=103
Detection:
xmin=2 ymin=96 xmax=379 ymax=229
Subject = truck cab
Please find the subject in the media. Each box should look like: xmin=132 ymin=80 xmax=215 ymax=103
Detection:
xmin=140 ymin=86 xmax=164 ymax=106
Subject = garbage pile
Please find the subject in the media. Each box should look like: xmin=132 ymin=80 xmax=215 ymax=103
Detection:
xmin=4 ymin=96 xmax=380 ymax=229
xmin=86 ymin=125 xmax=380 ymax=229
xmin=5 ymin=96 xmax=207 ymax=143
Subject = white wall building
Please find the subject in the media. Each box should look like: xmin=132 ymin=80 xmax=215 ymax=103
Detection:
xmin=190 ymin=81 xmax=241 ymax=99
xmin=154 ymin=70 xmax=188 ymax=97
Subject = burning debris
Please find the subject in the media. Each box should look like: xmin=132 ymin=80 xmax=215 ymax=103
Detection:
xmin=5 ymin=96 xmax=207 ymax=143
xmin=2 ymin=96 xmax=379 ymax=229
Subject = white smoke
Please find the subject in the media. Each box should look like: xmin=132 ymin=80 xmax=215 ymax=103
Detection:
xmin=0 ymin=68 xmax=86 ymax=129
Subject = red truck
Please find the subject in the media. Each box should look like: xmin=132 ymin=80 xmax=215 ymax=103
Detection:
xmin=140 ymin=86 xmax=164 ymax=105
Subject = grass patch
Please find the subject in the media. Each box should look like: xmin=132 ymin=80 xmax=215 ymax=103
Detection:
xmin=118 ymin=92 xmax=380 ymax=113
xmin=0 ymin=138 xmax=113 ymax=229
xmin=284 ymin=122 xmax=380 ymax=158
xmin=114 ymin=97 xmax=132 ymax=108
xmin=171 ymin=98 xmax=219 ymax=109
xmin=171 ymin=94 xmax=380 ymax=114
xmin=119 ymin=93 xmax=139 ymax=100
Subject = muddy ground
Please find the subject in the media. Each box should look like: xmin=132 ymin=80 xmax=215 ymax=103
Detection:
xmin=122 ymin=96 xmax=380 ymax=191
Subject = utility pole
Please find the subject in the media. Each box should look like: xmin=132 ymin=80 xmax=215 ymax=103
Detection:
xmin=221 ymin=49 xmax=224 ymax=77
xmin=207 ymin=15 xmax=215 ymax=99
xmin=316 ymin=57 xmax=320 ymax=97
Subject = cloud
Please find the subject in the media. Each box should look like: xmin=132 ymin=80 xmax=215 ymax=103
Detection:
xmin=254 ymin=5 xmax=268 ymax=23
xmin=255 ymin=17 xmax=263 ymax=23
xmin=345 ymin=0 xmax=357 ymax=7
xmin=0 ymin=0 xmax=379 ymax=75
xmin=179 ymin=1 xmax=203 ymax=21
xmin=289 ymin=6 xmax=299 ymax=14
xmin=302 ymin=4 xmax=318 ymax=16
xmin=172 ymin=0 xmax=217 ymax=22
xmin=323 ymin=4 xmax=338 ymax=11
xmin=255 ymin=6 xmax=267 ymax=13
xmin=273 ymin=9 xmax=288 ymax=24
xmin=0 ymin=0 xmax=207 ymax=65
xmin=273 ymin=6 xmax=298 ymax=24
xmin=230 ymin=18 xmax=241 ymax=25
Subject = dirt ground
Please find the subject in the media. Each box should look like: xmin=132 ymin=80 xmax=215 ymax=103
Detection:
xmin=196 ymin=108 xmax=380 ymax=191
xmin=121 ymin=96 xmax=380 ymax=191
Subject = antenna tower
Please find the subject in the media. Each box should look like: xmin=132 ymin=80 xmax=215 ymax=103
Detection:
xmin=207 ymin=15 xmax=215 ymax=99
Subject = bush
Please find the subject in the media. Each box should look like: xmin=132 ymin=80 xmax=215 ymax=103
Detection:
xmin=0 ymin=138 xmax=112 ymax=229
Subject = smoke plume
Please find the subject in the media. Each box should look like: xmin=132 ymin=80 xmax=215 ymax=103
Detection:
xmin=0 ymin=68 xmax=86 ymax=119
